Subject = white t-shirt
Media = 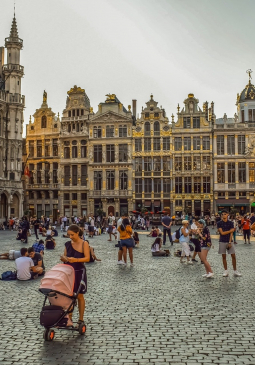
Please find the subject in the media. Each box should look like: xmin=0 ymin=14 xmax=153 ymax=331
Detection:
xmin=191 ymin=223 xmax=197 ymax=238
xmin=151 ymin=244 xmax=159 ymax=253
xmin=90 ymin=218 xmax=95 ymax=226
xmin=108 ymin=216 xmax=115 ymax=225
xmin=15 ymin=257 xmax=34 ymax=280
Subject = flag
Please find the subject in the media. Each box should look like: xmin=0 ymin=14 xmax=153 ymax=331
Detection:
xmin=24 ymin=165 xmax=30 ymax=178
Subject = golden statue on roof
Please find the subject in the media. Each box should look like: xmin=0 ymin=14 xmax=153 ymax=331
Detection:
xmin=247 ymin=69 xmax=253 ymax=83
xmin=105 ymin=94 xmax=116 ymax=103
xmin=67 ymin=85 xmax=85 ymax=95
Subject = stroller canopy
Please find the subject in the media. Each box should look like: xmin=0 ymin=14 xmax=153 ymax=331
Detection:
xmin=40 ymin=264 xmax=75 ymax=296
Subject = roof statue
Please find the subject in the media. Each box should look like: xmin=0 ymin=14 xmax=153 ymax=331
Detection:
xmin=43 ymin=90 xmax=47 ymax=104
xmin=105 ymin=94 xmax=116 ymax=103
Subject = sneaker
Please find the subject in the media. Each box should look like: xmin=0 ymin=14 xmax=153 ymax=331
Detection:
xmin=192 ymin=259 xmax=198 ymax=262
xmin=223 ymin=270 xmax=229 ymax=277
xmin=117 ymin=260 xmax=125 ymax=265
xmin=234 ymin=271 xmax=242 ymax=277
xmin=130 ymin=263 xmax=134 ymax=267
xmin=202 ymin=273 xmax=208 ymax=277
xmin=206 ymin=272 xmax=214 ymax=278
xmin=187 ymin=261 xmax=193 ymax=265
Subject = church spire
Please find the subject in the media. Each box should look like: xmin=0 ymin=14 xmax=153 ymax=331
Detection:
xmin=5 ymin=12 xmax=23 ymax=48
xmin=9 ymin=15 xmax=19 ymax=39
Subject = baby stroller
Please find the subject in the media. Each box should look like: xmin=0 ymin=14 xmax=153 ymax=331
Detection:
xmin=39 ymin=264 xmax=86 ymax=341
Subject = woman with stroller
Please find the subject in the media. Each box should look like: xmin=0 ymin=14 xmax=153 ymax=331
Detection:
xmin=60 ymin=224 xmax=90 ymax=325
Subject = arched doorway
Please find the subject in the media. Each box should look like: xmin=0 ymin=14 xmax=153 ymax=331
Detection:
xmin=108 ymin=206 xmax=115 ymax=215
xmin=0 ymin=193 xmax=8 ymax=221
xmin=11 ymin=193 xmax=19 ymax=218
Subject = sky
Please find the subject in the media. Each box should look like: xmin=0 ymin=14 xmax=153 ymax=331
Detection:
xmin=0 ymin=0 xmax=254 ymax=135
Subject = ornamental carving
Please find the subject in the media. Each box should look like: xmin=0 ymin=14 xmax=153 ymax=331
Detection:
xmin=245 ymin=135 xmax=255 ymax=156
xmin=133 ymin=131 xmax=144 ymax=137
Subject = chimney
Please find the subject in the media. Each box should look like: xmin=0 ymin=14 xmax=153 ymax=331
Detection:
xmin=132 ymin=99 xmax=137 ymax=119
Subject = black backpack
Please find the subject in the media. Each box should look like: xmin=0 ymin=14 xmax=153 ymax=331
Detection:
xmin=175 ymin=228 xmax=183 ymax=240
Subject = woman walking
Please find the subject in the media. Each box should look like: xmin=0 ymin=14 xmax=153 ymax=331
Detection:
xmin=179 ymin=220 xmax=193 ymax=264
xmin=118 ymin=218 xmax=134 ymax=266
xmin=198 ymin=219 xmax=213 ymax=278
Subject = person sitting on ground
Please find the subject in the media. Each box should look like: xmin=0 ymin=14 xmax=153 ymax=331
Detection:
xmin=148 ymin=226 xmax=158 ymax=237
xmin=151 ymin=237 xmax=168 ymax=256
xmin=51 ymin=226 xmax=58 ymax=237
xmin=88 ymin=245 xmax=101 ymax=263
xmin=16 ymin=228 xmax=23 ymax=240
xmin=32 ymin=239 xmax=45 ymax=255
xmin=15 ymin=247 xmax=39 ymax=280
xmin=133 ymin=231 xmax=139 ymax=247
xmin=41 ymin=227 xmax=47 ymax=237
xmin=27 ymin=247 xmax=45 ymax=275
xmin=45 ymin=235 xmax=56 ymax=250
xmin=0 ymin=249 xmax=21 ymax=260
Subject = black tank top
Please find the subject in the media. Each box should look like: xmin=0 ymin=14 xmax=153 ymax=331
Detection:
xmin=65 ymin=241 xmax=85 ymax=270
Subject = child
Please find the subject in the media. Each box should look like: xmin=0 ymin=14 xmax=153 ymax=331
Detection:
xmin=133 ymin=231 xmax=139 ymax=247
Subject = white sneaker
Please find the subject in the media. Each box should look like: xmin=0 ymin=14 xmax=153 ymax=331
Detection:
xmin=130 ymin=263 xmax=134 ymax=267
xmin=202 ymin=273 xmax=208 ymax=277
xmin=206 ymin=272 xmax=214 ymax=278
xmin=234 ymin=270 xmax=242 ymax=277
xmin=187 ymin=261 xmax=193 ymax=265
xmin=223 ymin=270 xmax=229 ymax=277
xmin=117 ymin=260 xmax=124 ymax=265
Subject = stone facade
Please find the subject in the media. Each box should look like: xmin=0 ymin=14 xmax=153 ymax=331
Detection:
xmin=0 ymin=16 xmax=25 ymax=222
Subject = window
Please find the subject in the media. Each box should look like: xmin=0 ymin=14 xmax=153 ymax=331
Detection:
xmin=194 ymin=177 xmax=201 ymax=193
xmin=53 ymin=139 xmax=58 ymax=156
xmin=93 ymin=126 xmax=102 ymax=138
xmin=64 ymin=146 xmax=70 ymax=159
xmin=193 ymin=156 xmax=201 ymax=170
xmin=37 ymin=191 xmax=42 ymax=199
xmin=106 ymin=170 xmax=115 ymax=190
xmin=241 ymin=109 xmax=245 ymax=123
xmin=239 ymin=191 xmax=246 ymax=197
xmin=184 ymin=177 xmax=192 ymax=193
xmin=238 ymin=135 xmax=245 ymax=154
xmin=228 ymin=162 xmax=235 ymax=183
xmin=119 ymin=125 xmax=127 ymax=137
xmin=217 ymin=136 xmax=224 ymax=155
xmin=193 ymin=117 xmax=200 ymax=128
xmin=238 ymin=162 xmax=246 ymax=183
xmin=94 ymin=145 xmax=102 ymax=163
xmin=29 ymin=191 xmax=34 ymax=199
xmin=72 ymin=193 xmax=77 ymax=200
xmin=10 ymin=172 xmax=15 ymax=180
xmin=37 ymin=140 xmax=42 ymax=157
xmin=153 ymin=138 xmax=161 ymax=151
xmin=154 ymin=178 xmax=161 ymax=193
xmin=144 ymin=138 xmax=151 ymax=151
xmin=44 ymin=163 xmax=50 ymax=184
xmin=72 ymin=144 xmax=78 ymax=158
xmin=163 ymin=157 xmax=170 ymax=172
xmin=144 ymin=157 xmax=152 ymax=172
xmin=154 ymin=121 xmax=160 ymax=136
xmin=81 ymin=193 xmax=87 ymax=200
xmin=119 ymin=144 xmax=128 ymax=162
xmin=68 ymin=111 xmax=71 ymax=117
xmin=202 ymin=136 xmax=210 ymax=150
xmin=184 ymin=156 xmax=191 ymax=171
xmin=29 ymin=141 xmax=34 ymax=157
xmin=249 ymin=162 xmax=255 ymax=183
xmin=174 ymin=137 xmax=182 ymax=151
xmin=193 ymin=136 xmax=200 ymax=150
xmin=135 ymin=178 xmax=142 ymax=193
xmin=217 ymin=163 xmax=225 ymax=183
xmin=53 ymin=162 xmax=58 ymax=183
xmin=72 ymin=165 xmax=78 ymax=186
xmin=175 ymin=177 xmax=182 ymax=193
xmin=135 ymin=157 xmax=142 ymax=173
xmin=175 ymin=157 xmax=182 ymax=171
xmin=183 ymin=117 xmax=191 ymax=128
xmin=81 ymin=165 xmax=87 ymax=186
xmin=175 ymin=200 xmax=182 ymax=207
xmin=81 ymin=140 xmax=87 ymax=158
xmin=45 ymin=139 xmax=50 ymax=157
xmin=106 ymin=125 xmax=114 ymax=138
xmin=163 ymin=179 xmax=171 ymax=193
xmin=135 ymin=139 xmax=142 ymax=152
xmin=163 ymin=137 xmax=170 ymax=151
xmin=120 ymin=171 xmax=128 ymax=190
xmin=184 ymin=137 xmax=191 ymax=150
xmin=64 ymin=166 xmax=70 ymax=186
xmin=37 ymin=163 xmax=42 ymax=184
xmin=144 ymin=179 xmax=152 ymax=193
xmin=29 ymin=164 xmax=34 ymax=184
xmin=227 ymin=135 xmax=235 ymax=155
xmin=153 ymin=157 xmax=161 ymax=172
xmin=53 ymin=191 xmax=58 ymax=199
xmin=145 ymin=112 xmax=150 ymax=119
xmin=202 ymin=156 xmax=211 ymax=170
xmin=41 ymin=115 xmax=47 ymax=128
xmin=144 ymin=122 xmax=150 ymax=136
xmin=203 ymin=176 xmax=210 ymax=193
xmin=106 ymin=144 xmax=115 ymax=163
xmin=248 ymin=109 xmax=255 ymax=122
xmin=94 ymin=171 xmax=102 ymax=190
xmin=154 ymin=112 xmax=159 ymax=118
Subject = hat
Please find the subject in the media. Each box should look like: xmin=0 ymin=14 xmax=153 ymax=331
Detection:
xmin=198 ymin=219 xmax=206 ymax=226
xmin=182 ymin=220 xmax=189 ymax=224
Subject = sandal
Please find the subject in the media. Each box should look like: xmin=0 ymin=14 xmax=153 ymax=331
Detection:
xmin=76 ymin=319 xmax=84 ymax=328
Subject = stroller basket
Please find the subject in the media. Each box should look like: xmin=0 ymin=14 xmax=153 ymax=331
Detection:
xmin=40 ymin=305 xmax=68 ymax=328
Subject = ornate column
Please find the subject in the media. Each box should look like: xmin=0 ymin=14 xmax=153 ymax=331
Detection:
xmin=114 ymin=143 xmax=119 ymax=163
xmin=102 ymin=144 xmax=106 ymax=163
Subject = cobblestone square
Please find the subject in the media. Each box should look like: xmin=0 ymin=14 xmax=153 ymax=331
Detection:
xmin=0 ymin=228 xmax=255 ymax=365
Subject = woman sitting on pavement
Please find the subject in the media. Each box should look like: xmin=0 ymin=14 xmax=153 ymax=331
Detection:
xmin=148 ymin=226 xmax=158 ymax=237
xmin=197 ymin=219 xmax=213 ymax=278
xmin=118 ymin=218 xmax=134 ymax=266
xmin=179 ymin=220 xmax=193 ymax=264
xmin=45 ymin=235 xmax=56 ymax=250
xmin=151 ymin=237 xmax=168 ymax=256
xmin=87 ymin=245 xmax=101 ymax=263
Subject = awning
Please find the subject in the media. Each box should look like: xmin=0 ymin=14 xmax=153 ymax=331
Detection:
xmin=251 ymin=202 xmax=255 ymax=207
xmin=154 ymin=200 xmax=161 ymax=207
xmin=144 ymin=200 xmax=151 ymax=207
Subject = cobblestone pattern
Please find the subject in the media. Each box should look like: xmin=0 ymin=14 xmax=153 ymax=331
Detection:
xmin=0 ymin=228 xmax=254 ymax=364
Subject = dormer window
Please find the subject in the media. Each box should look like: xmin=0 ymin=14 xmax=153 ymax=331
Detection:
xmin=145 ymin=112 xmax=150 ymax=119
xmin=183 ymin=117 xmax=191 ymax=128
xmin=41 ymin=115 xmax=47 ymax=128
xmin=150 ymin=107 xmax=153 ymax=111
xmin=154 ymin=112 xmax=159 ymax=118
xmin=144 ymin=121 xmax=150 ymax=136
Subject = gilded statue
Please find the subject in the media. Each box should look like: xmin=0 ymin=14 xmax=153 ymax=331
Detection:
xmin=43 ymin=90 xmax=47 ymax=103
xmin=105 ymin=94 xmax=116 ymax=103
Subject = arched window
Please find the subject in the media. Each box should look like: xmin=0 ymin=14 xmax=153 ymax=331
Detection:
xmin=144 ymin=121 xmax=150 ymax=136
xmin=41 ymin=115 xmax=47 ymax=128
xmin=154 ymin=121 xmax=160 ymax=136
xmin=81 ymin=140 xmax=87 ymax=158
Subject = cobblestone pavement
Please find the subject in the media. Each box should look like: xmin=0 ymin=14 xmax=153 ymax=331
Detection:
xmin=0 ymin=227 xmax=255 ymax=365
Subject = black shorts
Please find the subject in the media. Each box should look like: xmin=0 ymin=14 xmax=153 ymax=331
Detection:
xmin=108 ymin=226 xmax=113 ymax=233
xmin=243 ymin=229 xmax=251 ymax=240
xmin=88 ymin=226 xmax=94 ymax=232
xmin=190 ymin=238 xmax=201 ymax=253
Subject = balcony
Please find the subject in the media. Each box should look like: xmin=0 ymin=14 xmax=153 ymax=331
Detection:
xmin=228 ymin=183 xmax=236 ymax=189
xmin=88 ymin=190 xmax=131 ymax=198
xmin=5 ymin=37 xmax=23 ymax=46
xmin=6 ymin=93 xmax=25 ymax=105
xmin=3 ymin=64 xmax=24 ymax=73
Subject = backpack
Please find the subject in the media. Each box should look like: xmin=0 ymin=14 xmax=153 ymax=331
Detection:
xmin=175 ymin=228 xmax=183 ymax=240
xmin=1 ymin=271 xmax=17 ymax=280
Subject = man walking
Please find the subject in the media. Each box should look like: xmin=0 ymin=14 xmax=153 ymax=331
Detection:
xmin=161 ymin=212 xmax=173 ymax=246
xmin=217 ymin=210 xmax=241 ymax=277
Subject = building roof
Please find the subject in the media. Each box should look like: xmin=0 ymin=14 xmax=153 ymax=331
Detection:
xmin=238 ymin=80 xmax=255 ymax=103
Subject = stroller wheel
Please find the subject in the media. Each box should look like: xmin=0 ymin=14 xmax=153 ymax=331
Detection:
xmin=44 ymin=328 xmax=55 ymax=341
xmin=78 ymin=322 xmax=86 ymax=335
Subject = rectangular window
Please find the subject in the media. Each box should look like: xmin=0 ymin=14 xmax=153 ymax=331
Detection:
xmin=53 ymin=162 xmax=58 ymax=184
xmin=193 ymin=156 xmax=201 ymax=170
xmin=72 ymin=146 xmax=77 ymax=158
xmin=202 ymin=136 xmax=210 ymax=150
xmin=175 ymin=156 xmax=182 ymax=171
xmin=29 ymin=163 xmax=34 ymax=184
xmin=203 ymin=176 xmax=211 ymax=193
xmin=29 ymin=141 xmax=34 ymax=157
xmin=241 ymin=109 xmax=244 ymax=123
xmin=81 ymin=165 xmax=87 ymax=186
xmin=238 ymin=162 xmax=246 ymax=183
xmin=72 ymin=193 xmax=77 ymax=200
xmin=175 ymin=199 xmax=182 ymax=207
xmin=154 ymin=178 xmax=161 ymax=193
xmin=193 ymin=117 xmax=200 ymax=128
xmin=193 ymin=136 xmax=200 ymax=150
xmin=175 ymin=177 xmax=182 ymax=193
xmin=45 ymin=139 xmax=50 ymax=157
xmin=72 ymin=165 xmax=77 ymax=186
xmin=106 ymin=170 xmax=115 ymax=190
xmin=106 ymin=125 xmax=114 ymax=138
xmin=135 ymin=139 xmax=142 ymax=152
xmin=153 ymin=157 xmax=161 ymax=172
xmin=248 ymin=109 xmax=255 ymax=122
xmin=183 ymin=117 xmax=191 ymax=128
xmin=81 ymin=193 xmax=87 ymax=200
xmin=135 ymin=178 xmax=142 ymax=193
xmin=93 ymin=126 xmax=102 ymax=138
xmin=238 ymin=135 xmax=245 ymax=154
xmin=194 ymin=177 xmax=201 ymax=193
xmin=163 ymin=137 xmax=170 ymax=151
xmin=119 ymin=171 xmax=128 ymax=190
xmin=106 ymin=144 xmax=115 ymax=163
xmin=153 ymin=138 xmax=161 ymax=151
xmin=163 ymin=178 xmax=171 ymax=193
xmin=94 ymin=145 xmax=102 ymax=163
xmin=174 ymin=137 xmax=182 ymax=151
xmin=144 ymin=138 xmax=151 ymax=151
xmin=184 ymin=156 xmax=191 ymax=171
xmin=144 ymin=157 xmax=152 ymax=172
xmin=119 ymin=125 xmax=127 ymax=137
xmin=94 ymin=171 xmax=102 ymax=190
xmin=184 ymin=177 xmax=192 ymax=193
xmin=44 ymin=163 xmax=50 ymax=184
xmin=217 ymin=163 xmax=225 ymax=183
xmin=202 ymin=156 xmax=211 ymax=170
xmin=163 ymin=157 xmax=170 ymax=172
xmin=81 ymin=144 xmax=87 ymax=158
xmin=64 ymin=146 xmax=70 ymax=159
xmin=135 ymin=157 xmax=142 ymax=173
xmin=53 ymin=139 xmax=58 ymax=156
xmin=228 ymin=162 xmax=235 ymax=183
xmin=227 ymin=135 xmax=235 ymax=155
xmin=217 ymin=135 xmax=224 ymax=155
xmin=144 ymin=179 xmax=152 ymax=193
xmin=64 ymin=166 xmax=70 ymax=186
xmin=119 ymin=144 xmax=128 ymax=162
xmin=249 ymin=162 xmax=255 ymax=183
xmin=37 ymin=163 xmax=42 ymax=184
xmin=184 ymin=137 xmax=191 ymax=151
xmin=37 ymin=140 xmax=42 ymax=157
